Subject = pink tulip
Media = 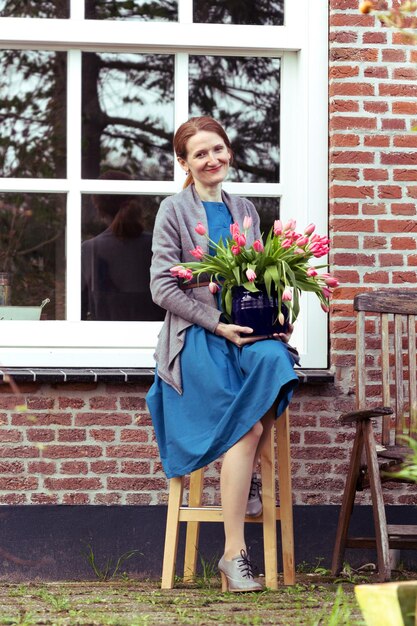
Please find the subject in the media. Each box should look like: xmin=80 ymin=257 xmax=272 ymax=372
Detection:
xmin=243 ymin=215 xmax=252 ymax=230
xmin=283 ymin=218 xmax=296 ymax=232
xmin=209 ymin=282 xmax=219 ymax=294
xmin=294 ymin=247 xmax=305 ymax=255
xmin=307 ymin=267 xmax=318 ymax=277
xmin=230 ymin=223 xmax=240 ymax=240
xmin=324 ymin=275 xmax=339 ymax=288
xmin=322 ymin=286 xmax=332 ymax=298
xmin=195 ymin=222 xmax=206 ymax=236
xmin=170 ymin=265 xmax=184 ymax=277
xmin=278 ymin=311 xmax=285 ymax=325
xmin=231 ymin=245 xmax=241 ymax=256
xmin=295 ymin=236 xmax=309 ymax=247
xmin=246 ymin=269 xmax=257 ymax=282
xmin=253 ymin=239 xmax=264 ymax=253
xmin=178 ymin=267 xmax=193 ymax=280
xmin=321 ymin=303 xmax=330 ymax=313
xmin=281 ymin=238 xmax=292 ymax=249
xmin=236 ymin=233 xmax=246 ymax=246
xmin=282 ymin=288 xmax=292 ymax=301
xmin=304 ymin=223 xmax=316 ymax=236
xmin=190 ymin=245 xmax=204 ymax=260
xmin=273 ymin=219 xmax=283 ymax=236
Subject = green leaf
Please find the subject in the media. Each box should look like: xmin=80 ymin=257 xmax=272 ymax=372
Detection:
xmin=242 ymin=281 xmax=259 ymax=292
xmin=225 ymin=288 xmax=232 ymax=316
xmin=232 ymin=266 xmax=241 ymax=285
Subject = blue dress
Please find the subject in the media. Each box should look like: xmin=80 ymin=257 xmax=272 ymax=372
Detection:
xmin=146 ymin=201 xmax=299 ymax=478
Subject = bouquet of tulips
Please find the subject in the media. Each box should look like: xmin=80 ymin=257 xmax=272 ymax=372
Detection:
xmin=170 ymin=216 xmax=338 ymax=325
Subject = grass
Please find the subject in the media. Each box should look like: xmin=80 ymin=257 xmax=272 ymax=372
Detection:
xmin=0 ymin=568 xmax=415 ymax=625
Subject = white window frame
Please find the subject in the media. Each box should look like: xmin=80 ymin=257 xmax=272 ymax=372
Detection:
xmin=0 ymin=0 xmax=328 ymax=368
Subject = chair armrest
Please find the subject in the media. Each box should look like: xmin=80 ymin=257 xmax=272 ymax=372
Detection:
xmin=340 ymin=406 xmax=393 ymax=425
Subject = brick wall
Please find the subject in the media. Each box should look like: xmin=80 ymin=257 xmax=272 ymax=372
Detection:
xmin=0 ymin=0 xmax=416 ymax=508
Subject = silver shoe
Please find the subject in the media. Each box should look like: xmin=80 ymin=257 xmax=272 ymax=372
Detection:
xmin=218 ymin=549 xmax=263 ymax=593
xmin=246 ymin=473 xmax=262 ymax=517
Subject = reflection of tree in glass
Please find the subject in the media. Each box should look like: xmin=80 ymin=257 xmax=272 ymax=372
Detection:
xmin=193 ymin=0 xmax=283 ymax=25
xmin=0 ymin=193 xmax=66 ymax=317
xmin=85 ymin=0 xmax=177 ymax=21
xmin=190 ymin=56 xmax=280 ymax=183
xmin=0 ymin=0 xmax=69 ymax=17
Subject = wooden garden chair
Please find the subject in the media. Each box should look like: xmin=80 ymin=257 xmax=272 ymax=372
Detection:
xmin=332 ymin=290 xmax=417 ymax=582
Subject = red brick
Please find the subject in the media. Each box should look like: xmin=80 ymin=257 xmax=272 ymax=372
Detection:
xmin=362 ymin=32 xmax=387 ymax=44
xmin=363 ymin=236 xmax=387 ymax=249
xmin=11 ymin=412 xmax=72 ymax=426
xmin=330 ymin=0 xmax=359 ymax=8
xmin=89 ymin=396 xmax=118 ymax=410
xmin=75 ymin=412 xmax=131 ymax=426
xmin=379 ymin=253 xmax=404 ymax=266
xmin=382 ymin=49 xmax=406 ymax=62
xmin=331 ymin=218 xmax=375 ymax=232
xmin=381 ymin=119 xmax=406 ymax=131
xmin=363 ymin=100 xmax=388 ymax=113
xmin=292 ymin=446 xmax=346 ymax=460
xmin=304 ymin=431 xmax=332 ymax=445
xmin=31 ymin=494 xmax=59 ymax=504
xmin=106 ymin=444 xmax=159 ymax=458
xmin=28 ymin=461 xmax=56 ymax=474
xmin=330 ymin=185 xmax=374 ymax=199
xmin=58 ymin=428 xmax=87 ymax=442
xmin=408 ymin=187 xmax=417 ymax=199
xmin=378 ymin=220 xmax=417 ymax=233
xmin=330 ymin=201 xmax=359 ymax=215
xmin=120 ymin=429 xmax=149 ymax=442
xmin=393 ymin=169 xmax=417 ymax=181
xmin=330 ymin=82 xmax=375 ymax=96
xmin=362 ymin=203 xmax=387 ymax=215
xmin=393 ymin=102 xmax=417 ymax=115
xmin=363 ymin=271 xmax=390 ymax=284
xmin=90 ymin=429 xmax=116 ymax=442
xmin=394 ymin=136 xmax=417 ymax=149
xmin=380 ymin=83 xmax=417 ymax=97
xmin=59 ymin=397 xmax=85 ymax=409
xmin=330 ymin=270 xmax=359 ymax=283
xmin=26 ymin=429 xmax=55 ymax=442
xmin=63 ymin=493 xmax=91 ymax=504
xmin=121 ymin=461 xmax=151 ymax=474
xmin=126 ymin=493 xmax=152 ymax=505
xmin=332 ymin=252 xmax=375 ymax=266
xmin=27 ymin=398 xmax=55 ymax=410
xmin=94 ymin=493 xmax=123 ymax=505
xmin=42 ymin=445 xmax=102 ymax=458
xmin=331 ymin=319 xmax=356 ymax=334
xmin=377 ymin=185 xmax=403 ymax=199
xmin=393 ymin=271 xmax=417 ymax=283
xmin=363 ymin=168 xmax=388 ymax=181
xmin=332 ymin=338 xmax=356 ymax=351
xmin=45 ymin=477 xmax=102 ymax=490
xmin=330 ymin=134 xmax=360 ymax=147
xmin=392 ymin=203 xmax=416 ymax=216
xmin=0 ymin=429 xmax=23 ymax=442
xmin=330 ymin=99 xmax=360 ymax=113
xmin=0 ymin=494 xmax=27 ymax=504
xmin=391 ymin=237 xmax=416 ymax=250
xmin=332 ymin=151 xmax=375 ymax=164
xmin=407 ymin=255 xmax=417 ymax=266
xmin=330 ymin=14 xmax=374 ymax=26
xmin=329 ymin=65 xmax=359 ymax=78
xmin=60 ymin=461 xmax=88 ymax=474
xmin=392 ymin=31 xmax=417 ymax=45
xmin=119 ymin=397 xmax=147 ymax=410
xmin=0 ymin=446 xmax=40 ymax=458
xmin=331 ymin=116 xmax=377 ymax=131
xmin=0 ymin=461 xmax=24 ymax=473
xmin=0 ymin=477 xmax=38 ymax=490
xmin=90 ymin=461 xmax=118 ymax=473
xmin=332 ymin=235 xmax=358 ymax=248
xmin=107 ymin=477 xmax=166 ymax=490
xmin=0 ymin=397 xmax=25 ymax=409
xmin=364 ymin=135 xmax=390 ymax=147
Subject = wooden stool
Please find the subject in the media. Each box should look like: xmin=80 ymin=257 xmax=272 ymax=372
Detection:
xmin=161 ymin=408 xmax=295 ymax=590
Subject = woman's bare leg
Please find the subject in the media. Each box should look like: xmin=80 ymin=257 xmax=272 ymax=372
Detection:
xmin=252 ymin=401 xmax=278 ymax=472
xmin=221 ymin=421 xmax=263 ymax=559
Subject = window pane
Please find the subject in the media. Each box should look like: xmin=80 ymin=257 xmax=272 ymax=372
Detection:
xmin=0 ymin=193 xmax=66 ymax=319
xmin=251 ymin=197 xmax=280 ymax=238
xmin=81 ymin=191 xmax=165 ymax=321
xmin=82 ymin=53 xmax=174 ymax=180
xmin=193 ymin=0 xmax=283 ymax=25
xmin=189 ymin=56 xmax=280 ymax=183
xmin=0 ymin=0 xmax=69 ymax=17
xmin=85 ymin=0 xmax=177 ymax=21
xmin=0 ymin=51 xmax=67 ymax=178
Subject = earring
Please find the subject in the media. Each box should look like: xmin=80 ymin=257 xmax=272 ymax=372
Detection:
xmin=185 ymin=170 xmax=189 ymax=175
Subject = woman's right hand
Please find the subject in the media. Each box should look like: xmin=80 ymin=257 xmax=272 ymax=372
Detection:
xmin=214 ymin=322 xmax=256 ymax=347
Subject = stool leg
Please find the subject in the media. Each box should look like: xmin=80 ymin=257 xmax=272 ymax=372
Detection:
xmin=183 ymin=468 xmax=204 ymax=582
xmin=161 ymin=476 xmax=184 ymax=589
xmin=276 ymin=408 xmax=295 ymax=585
xmin=260 ymin=427 xmax=278 ymax=590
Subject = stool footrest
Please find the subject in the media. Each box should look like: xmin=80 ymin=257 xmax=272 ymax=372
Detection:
xmin=179 ymin=505 xmax=281 ymax=523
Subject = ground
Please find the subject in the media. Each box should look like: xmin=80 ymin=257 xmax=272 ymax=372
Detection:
xmin=1 ymin=568 xmax=415 ymax=626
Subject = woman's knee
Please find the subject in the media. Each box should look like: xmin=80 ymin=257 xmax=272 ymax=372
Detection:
xmin=249 ymin=420 xmax=263 ymax=440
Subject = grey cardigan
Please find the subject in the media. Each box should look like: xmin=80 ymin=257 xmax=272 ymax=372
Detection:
xmin=150 ymin=184 xmax=261 ymax=394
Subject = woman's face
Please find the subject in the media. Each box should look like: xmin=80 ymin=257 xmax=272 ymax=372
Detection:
xmin=178 ymin=130 xmax=231 ymax=188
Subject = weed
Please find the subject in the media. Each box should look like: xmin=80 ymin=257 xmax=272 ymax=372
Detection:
xmin=81 ymin=542 xmax=141 ymax=581
xmin=192 ymin=551 xmax=221 ymax=588
xmin=334 ymin=562 xmax=372 ymax=585
xmin=296 ymin=557 xmax=331 ymax=576
xmin=0 ymin=611 xmax=35 ymax=626
xmin=36 ymin=589 xmax=71 ymax=611
xmin=7 ymin=585 xmax=29 ymax=598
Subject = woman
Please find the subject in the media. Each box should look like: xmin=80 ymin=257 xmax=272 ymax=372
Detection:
xmin=146 ymin=117 xmax=298 ymax=592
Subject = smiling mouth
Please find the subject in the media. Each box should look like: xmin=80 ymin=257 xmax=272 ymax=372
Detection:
xmin=206 ymin=165 xmax=223 ymax=172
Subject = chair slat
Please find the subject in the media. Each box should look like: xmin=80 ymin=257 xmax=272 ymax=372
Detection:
xmin=356 ymin=311 xmax=366 ymax=410
xmin=394 ymin=315 xmax=405 ymax=442
xmin=355 ymin=291 xmax=417 ymax=315
xmin=381 ymin=313 xmax=391 ymax=446
xmin=408 ymin=315 xmax=417 ymax=438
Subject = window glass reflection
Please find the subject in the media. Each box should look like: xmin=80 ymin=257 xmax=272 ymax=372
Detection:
xmin=0 ymin=193 xmax=66 ymax=319
xmin=0 ymin=0 xmax=69 ymax=17
xmin=0 ymin=50 xmax=67 ymax=178
xmin=250 ymin=197 xmax=280 ymax=238
xmin=85 ymin=0 xmax=177 ymax=21
xmin=81 ymin=173 xmax=165 ymax=321
xmin=189 ymin=56 xmax=280 ymax=183
xmin=193 ymin=0 xmax=283 ymax=25
xmin=82 ymin=53 xmax=174 ymax=180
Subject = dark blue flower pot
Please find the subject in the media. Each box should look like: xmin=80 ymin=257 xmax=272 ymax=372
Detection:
xmin=231 ymin=286 xmax=289 ymax=336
